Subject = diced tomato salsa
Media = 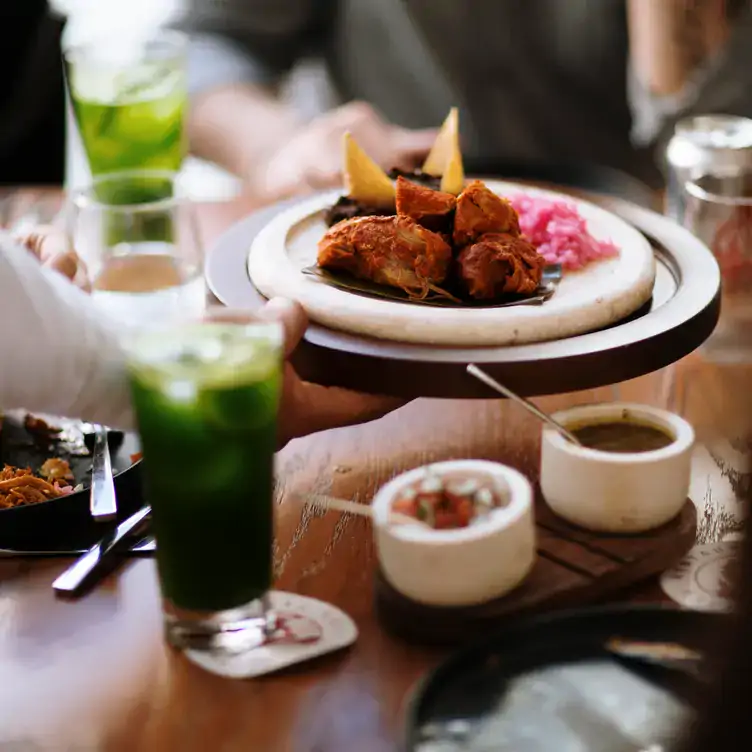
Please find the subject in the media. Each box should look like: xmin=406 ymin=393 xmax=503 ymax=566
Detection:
xmin=392 ymin=475 xmax=500 ymax=529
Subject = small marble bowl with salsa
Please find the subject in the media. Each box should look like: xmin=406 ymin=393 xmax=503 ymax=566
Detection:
xmin=540 ymin=403 xmax=695 ymax=534
xmin=371 ymin=460 xmax=535 ymax=607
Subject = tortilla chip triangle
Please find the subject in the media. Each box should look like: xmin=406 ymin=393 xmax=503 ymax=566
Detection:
xmin=342 ymin=132 xmax=396 ymax=207
xmin=422 ymin=107 xmax=465 ymax=195
xmin=440 ymin=137 xmax=465 ymax=195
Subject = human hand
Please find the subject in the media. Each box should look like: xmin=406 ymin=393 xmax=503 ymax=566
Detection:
xmin=211 ymin=298 xmax=406 ymax=448
xmin=255 ymin=101 xmax=438 ymax=201
xmin=15 ymin=225 xmax=92 ymax=292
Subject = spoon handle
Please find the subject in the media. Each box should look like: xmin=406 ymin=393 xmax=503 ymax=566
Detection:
xmin=302 ymin=493 xmax=421 ymax=526
xmin=466 ymin=364 xmax=583 ymax=446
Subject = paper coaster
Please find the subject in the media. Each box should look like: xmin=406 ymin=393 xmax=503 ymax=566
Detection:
xmin=183 ymin=591 xmax=358 ymax=679
xmin=660 ymin=541 xmax=741 ymax=612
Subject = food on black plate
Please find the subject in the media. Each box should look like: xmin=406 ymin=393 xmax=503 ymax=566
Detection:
xmin=0 ymin=460 xmax=77 ymax=508
xmin=24 ymin=413 xmax=63 ymax=446
xmin=0 ymin=411 xmax=134 ymax=510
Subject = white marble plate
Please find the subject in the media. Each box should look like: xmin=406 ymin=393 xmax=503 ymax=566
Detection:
xmin=247 ymin=181 xmax=656 ymax=346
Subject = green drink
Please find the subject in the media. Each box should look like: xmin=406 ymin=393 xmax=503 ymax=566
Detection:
xmin=65 ymin=31 xmax=186 ymax=182
xmin=126 ymin=317 xmax=283 ymax=649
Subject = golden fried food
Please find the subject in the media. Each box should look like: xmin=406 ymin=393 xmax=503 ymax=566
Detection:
xmin=0 ymin=463 xmax=75 ymax=509
xmin=40 ymin=457 xmax=74 ymax=483
xmin=454 ymin=180 xmax=521 ymax=247
xmin=395 ymin=176 xmax=456 ymax=233
xmin=457 ymin=233 xmax=545 ymax=299
xmin=317 ymin=215 xmax=452 ymax=297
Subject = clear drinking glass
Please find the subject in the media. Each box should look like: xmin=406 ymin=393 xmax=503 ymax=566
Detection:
xmin=68 ymin=170 xmax=206 ymax=329
xmin=124 ymin=311 xmax=283 ymax=652
xmin=64 ymin=29 xmax=187 ymax=176
xmin=683 ymin=169 xmax=752 ymax=361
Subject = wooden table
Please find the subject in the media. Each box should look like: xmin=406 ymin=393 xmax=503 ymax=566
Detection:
xmin=1 ymin=190 xmax=750 ymax=752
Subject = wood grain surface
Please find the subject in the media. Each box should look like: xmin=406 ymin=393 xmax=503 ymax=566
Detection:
xmin=0 ymin=189 xmax=750 ymax=752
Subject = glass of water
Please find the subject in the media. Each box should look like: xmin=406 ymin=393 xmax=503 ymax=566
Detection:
xmin=68 ymin=170 xmax=206 ymax=329
xmin=683 ymin=169 xmax=752 ymax=361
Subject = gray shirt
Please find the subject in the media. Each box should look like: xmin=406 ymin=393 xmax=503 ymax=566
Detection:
xmin=180 ymin=0 xmax=752 ymax=188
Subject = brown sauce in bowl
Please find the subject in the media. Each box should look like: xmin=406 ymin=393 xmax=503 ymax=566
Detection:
xmin=571 ymin=420 xmax=674 ymax=453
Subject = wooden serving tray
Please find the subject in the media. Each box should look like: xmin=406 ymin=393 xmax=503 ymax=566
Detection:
xmin=374 ymin=492 xmax=697 ymax=645
xmin=205 ymin=190 xmax=720 ymax=398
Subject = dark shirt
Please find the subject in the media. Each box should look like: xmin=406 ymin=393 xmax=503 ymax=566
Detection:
xmin=0 ymin=2 xmax=65 ymax=185
xmin=182 ymin=0 xmax=752 ymax=189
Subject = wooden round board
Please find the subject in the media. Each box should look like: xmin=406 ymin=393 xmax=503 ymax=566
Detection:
xmin=247 ymin=182 xmax=656 ymax=347
xmin=205 ymin=189 xmax=720 ymax=398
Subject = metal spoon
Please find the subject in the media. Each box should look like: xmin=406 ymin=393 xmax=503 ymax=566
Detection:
xmin=466 ymin=363 xmax=583 ymax=446
xmin=301 ymin=493 xmax=427 ymax=527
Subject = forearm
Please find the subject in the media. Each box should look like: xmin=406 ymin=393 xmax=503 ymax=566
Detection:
xmin=628 ymin=0 xmax=730 ymax=96
xmin=188 ymin=82 xmax=300 ymax=188
xmin=0 ymin=237 xmax=134 ymax=430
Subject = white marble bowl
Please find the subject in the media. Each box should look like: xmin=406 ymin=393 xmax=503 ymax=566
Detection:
xmin=371 ymin=460 xmax=536 ymax=607
xmin=540 ymin=402 xmax=695 ymax=533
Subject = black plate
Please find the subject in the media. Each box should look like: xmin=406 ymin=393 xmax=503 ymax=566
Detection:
xmin=405 ymin=605 xmax=727 ymax=751
xmin=0 ymin=411 xmax=143 ymax=549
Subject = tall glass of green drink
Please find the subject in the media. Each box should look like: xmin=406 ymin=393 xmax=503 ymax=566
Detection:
xmin=125 ymin=311 xmax=283 ymax=652
xmin=64 ymin=30 xmax=186 ymax=178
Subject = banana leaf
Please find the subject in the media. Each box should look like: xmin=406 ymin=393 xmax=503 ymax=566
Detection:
xmin=300 ymin=264 xmax=562 ymax=309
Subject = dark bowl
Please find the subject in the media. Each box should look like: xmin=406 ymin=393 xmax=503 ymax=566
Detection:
xmin=0 ymin=413 xmax=143 ymax=548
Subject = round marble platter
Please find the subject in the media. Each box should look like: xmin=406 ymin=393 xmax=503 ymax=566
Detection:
xmin=247 ymin=181 xmax=656 ymax=347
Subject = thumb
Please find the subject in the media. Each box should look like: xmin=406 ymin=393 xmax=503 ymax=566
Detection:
xmin=258 ymin=297 xmax=308 ymax=357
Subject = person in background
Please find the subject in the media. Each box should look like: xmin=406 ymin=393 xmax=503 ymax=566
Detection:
xmin=0 ymin=2 xmax=65 ymax=184
xmin=179 ymin=0 xmax=752 ymax=200
xmin=0 ymin=229 xmax=402 ymax=447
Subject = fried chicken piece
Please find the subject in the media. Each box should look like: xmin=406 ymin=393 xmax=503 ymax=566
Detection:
xmin=40 ymin=458 xmax=74 ymax=483
xmin=457 ymin=233 xmax=545 ymax=300
xmin=317 ymin=215 xmax=452 ymax=297
xmin=453 ymin=180 xmax=521 ymax=247
xmin=395 ymin=176 xmax=456 ymax=233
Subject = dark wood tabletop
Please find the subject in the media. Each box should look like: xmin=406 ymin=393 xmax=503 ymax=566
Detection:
xmin=1 ymin=189 xmax=749 ymax=752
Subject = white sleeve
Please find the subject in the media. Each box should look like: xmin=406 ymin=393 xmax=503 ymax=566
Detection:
xmin=0 ymin=233 xmax=135 ymax=430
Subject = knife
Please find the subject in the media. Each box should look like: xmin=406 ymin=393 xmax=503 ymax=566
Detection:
xmin=0 ymin=537 xmax=155 ymax=558
xmin=52 ymin=505 xmax=152 ymax=595
xmin=90 ymin=425 xmax=117 ymax=521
